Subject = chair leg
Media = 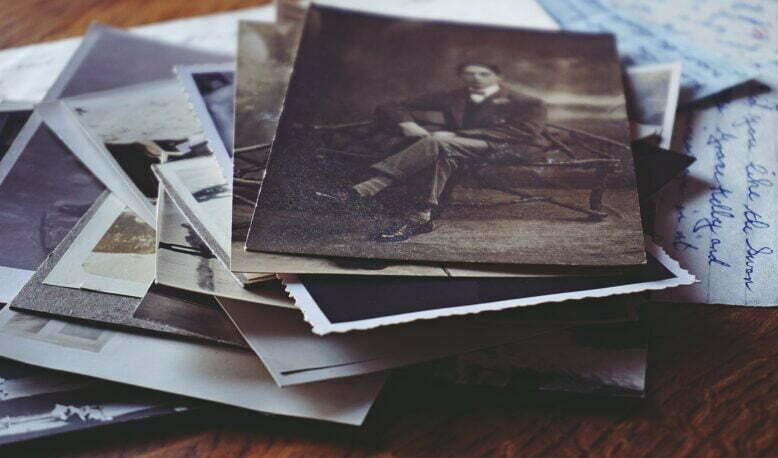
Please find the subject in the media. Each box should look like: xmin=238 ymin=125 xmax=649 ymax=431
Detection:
xmin=589 ymin=188 xmax=604 ymax=211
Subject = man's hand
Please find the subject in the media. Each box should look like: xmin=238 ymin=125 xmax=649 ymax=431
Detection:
xmin=398 ymin=121 xmax=430 ymax=138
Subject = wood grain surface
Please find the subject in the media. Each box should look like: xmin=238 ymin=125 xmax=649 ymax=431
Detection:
xmin=1 ymin=1 xmax=776 ymax=457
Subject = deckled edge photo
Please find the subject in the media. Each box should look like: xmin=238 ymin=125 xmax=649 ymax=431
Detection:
xmin=175 ymin=63 xmax=236 ymax=181
xmin=281 ymin=239 xmax=696 ymax=334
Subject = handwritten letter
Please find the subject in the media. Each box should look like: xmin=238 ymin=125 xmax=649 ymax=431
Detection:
xmin=605 ymin=0 xmax=778 ymax=306
xmin=537 ymin=0 xmax=758 ymax=103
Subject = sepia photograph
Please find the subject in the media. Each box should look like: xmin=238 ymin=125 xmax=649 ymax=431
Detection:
xmin=231 ymin=21 xmax=301 ymax=270
xmin=247 ymin=6 xmax=646 ymax=266
xmin=224 ymin=30 xmax=682 ymax=276
xmin=43 ymin=192 xmax=155 ymax=298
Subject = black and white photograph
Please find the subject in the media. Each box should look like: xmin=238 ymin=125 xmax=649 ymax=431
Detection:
xmin=281 ymin=241 xmax=694 ymax=334
xmin=227 ymin=30 xmax=687 ymax=277
xmin=624 ymin=63 xmax=681 ymax=149
xmin=155 ymin=188 xmax=291 ymax=307
xmin=153 ymin=157 xmax=234 ymax=273
xmin=38 ymin=79 xmax=210 ymax=225
xmin=176 ymin=64 xmax=236 ymax=179
xmin=0 ymin=24 xmax=227 ymax=303
xmin=247 ymin=6 xmax=646 ymax=266
xmin=0 ymin=358 xmax=194 ymax=446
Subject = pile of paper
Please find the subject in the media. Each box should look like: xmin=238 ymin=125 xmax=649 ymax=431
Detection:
xmin=1 ymin=0 xmax=773 ymax=446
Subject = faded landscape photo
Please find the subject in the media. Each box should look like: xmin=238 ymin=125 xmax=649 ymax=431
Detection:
xmin=42 ymin=193 xmax=155 ymax=298
xmin=84 ymin=208 xmax=156 ymax=283
xmin=247 ymin=6 xmax=646 ymax=266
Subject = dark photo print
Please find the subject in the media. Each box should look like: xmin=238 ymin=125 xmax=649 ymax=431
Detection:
xmin=248 ymin=5 xmax=646 ymax=266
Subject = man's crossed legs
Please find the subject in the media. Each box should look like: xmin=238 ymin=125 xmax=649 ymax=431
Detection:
xmin=323 ymin=134 xmax=491 ymax=242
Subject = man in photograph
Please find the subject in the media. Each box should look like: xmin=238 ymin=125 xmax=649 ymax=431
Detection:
xmin=320 ymin=62 xmax=549 ymax=242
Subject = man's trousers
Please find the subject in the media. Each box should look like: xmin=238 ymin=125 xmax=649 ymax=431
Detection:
xmin=369 ymin=135 xmax=491 ymax=206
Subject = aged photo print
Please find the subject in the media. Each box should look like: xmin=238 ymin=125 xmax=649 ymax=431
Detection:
xmin=0 ymin=24 xmax=226 ymax=302
xmin=281 ymin=240 xmax=694 ymax=334
xmin=155 ymin=187 xmax=290 ymax=307
xmin=38 ymin=79 xmax=210 ymax=225
xmin=43 ymin=193 xmax=155 ymax=298
xmin=624 ymin=63 xmax=681 ymax=149
xmin=248 ymin=6 xmax=646 ymax=266
xmin=177 ymin=63 xmax=236 ymax=179
xmin=232 ymin=21 xmax=300 ymax=270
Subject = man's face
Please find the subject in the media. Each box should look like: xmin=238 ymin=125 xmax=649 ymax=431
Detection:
xmin=459 ymin=65 xmax=500 ymax=90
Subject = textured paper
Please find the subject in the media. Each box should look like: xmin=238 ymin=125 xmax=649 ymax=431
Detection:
xmin=0 ymin=308 xmax=385 ymax=426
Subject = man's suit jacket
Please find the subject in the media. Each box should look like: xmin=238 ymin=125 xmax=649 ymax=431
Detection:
xmin=375 ymin=86 xmax=549 ymax=148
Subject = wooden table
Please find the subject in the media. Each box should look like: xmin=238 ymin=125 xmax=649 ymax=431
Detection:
xmin=1 ymin=1 xmax=776 ymax=456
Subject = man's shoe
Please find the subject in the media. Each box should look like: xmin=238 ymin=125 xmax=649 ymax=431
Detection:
xmin=374 ymin=219 xmax=434 ymax=242
xmin=315 ymin=188 xmax=370 ymax=212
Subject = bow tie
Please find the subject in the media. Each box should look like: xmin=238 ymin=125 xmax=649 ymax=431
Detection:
xmin=469 ymin=90 xmax=491 ymax=103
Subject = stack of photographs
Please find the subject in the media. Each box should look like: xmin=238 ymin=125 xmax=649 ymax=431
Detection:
xmin=5 ymin=0 xmax=752 ymax=446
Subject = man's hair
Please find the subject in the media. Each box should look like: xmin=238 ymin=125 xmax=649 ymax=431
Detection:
xmin=456 ymin=62 xmax=502 ymax=75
